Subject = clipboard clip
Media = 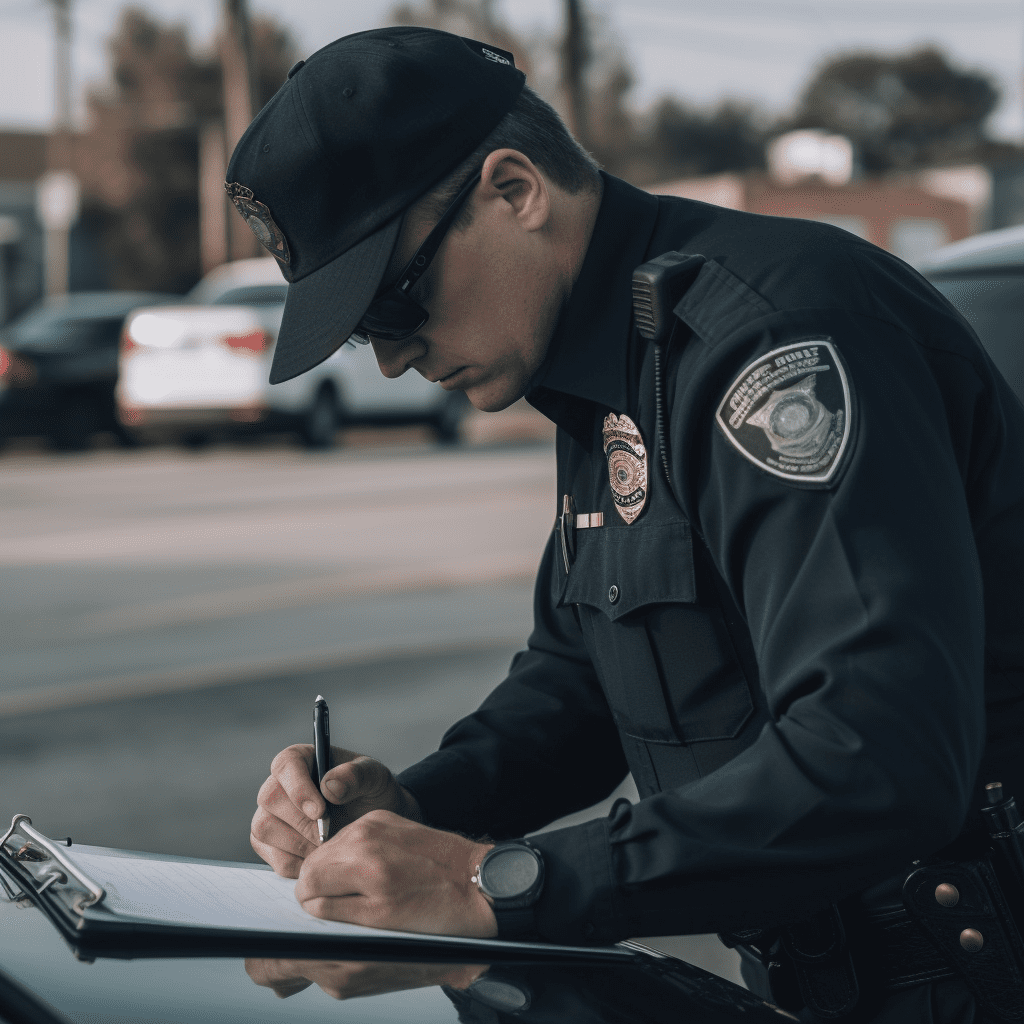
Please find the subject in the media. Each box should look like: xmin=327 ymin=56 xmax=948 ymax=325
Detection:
xmin=0 ymin=814 xmax=105 ymax=908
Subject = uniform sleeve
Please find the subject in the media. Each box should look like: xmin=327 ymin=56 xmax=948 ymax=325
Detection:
xmin=526 ymin=306 xmax=988 ymax=944
xmin=396 ymin=528 xmax=629 ymax=841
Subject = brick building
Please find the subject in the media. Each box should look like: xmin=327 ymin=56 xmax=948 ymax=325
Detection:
xmin=649 ymin=169 xmax=986 ymax=268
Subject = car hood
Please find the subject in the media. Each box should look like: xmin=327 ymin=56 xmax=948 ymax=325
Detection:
xmin=0 ymin=898 xmax=791 ymax=1024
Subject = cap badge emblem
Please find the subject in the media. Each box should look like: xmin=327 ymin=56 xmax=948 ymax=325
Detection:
xmin=603 ymin=413 xmax=647 ymax=524
xmin=224 ymin=182 xmax=290 ymax=265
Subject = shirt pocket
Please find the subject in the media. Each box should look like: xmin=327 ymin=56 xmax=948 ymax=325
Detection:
xmin=559 ymin=520 xmax=754 ymax=749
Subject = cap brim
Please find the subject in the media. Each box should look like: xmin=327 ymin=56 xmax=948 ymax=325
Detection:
xmin=269 ymin=216 xmax=403 ymax=384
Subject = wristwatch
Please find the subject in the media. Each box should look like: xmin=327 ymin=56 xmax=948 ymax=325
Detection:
xmin=471 ymin=839 xmax=545 ymax=938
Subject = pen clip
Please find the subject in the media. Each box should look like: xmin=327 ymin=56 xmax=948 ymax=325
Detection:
xmin=559 ymin=494 xmax=576 ymax=574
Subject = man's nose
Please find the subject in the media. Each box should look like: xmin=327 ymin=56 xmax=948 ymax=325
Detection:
xmin=369 ymin=336 xmax=426 ymax=378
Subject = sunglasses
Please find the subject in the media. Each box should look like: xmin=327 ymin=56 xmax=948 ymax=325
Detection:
xmin=350 ymin=172 xmax=482 ymax=345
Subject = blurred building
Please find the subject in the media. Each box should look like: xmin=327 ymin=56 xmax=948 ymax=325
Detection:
xmin=0 ymin=131 xmax=47 ymax=324
xmin=988 ymin=161 xmax=1024 ymax=230
xmin=0 ymin=129 xmax=111 ymax=325
xmin=650 ymin=166 xmax=987 ymax=268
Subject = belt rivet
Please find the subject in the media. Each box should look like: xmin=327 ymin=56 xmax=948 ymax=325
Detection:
xmin=608 ymin=584 xmax=619 ymax=604
xmin=959 ymin=928 xmax=984 ymax=952
xmin=934 ymin=883 xmax=959 ymax=907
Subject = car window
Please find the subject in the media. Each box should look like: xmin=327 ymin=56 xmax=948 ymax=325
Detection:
xmin=209 ymin=285 xmax=288 ymax=307
xmin=6 ymin=304 xmax=81 ymax=343
xmin=5 ymin=314 xmax=126 ymax=351
xmin=929 ymin=272 xmax=1024 ymax=402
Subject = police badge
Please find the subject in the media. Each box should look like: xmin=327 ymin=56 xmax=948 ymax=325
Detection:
xmin=603 ymin=413 xmax=648 ymax=523
xmin=715 ymin=339 xmax=852 ymax=485
xmin=224 ymin=182 xmax=291 ymax=265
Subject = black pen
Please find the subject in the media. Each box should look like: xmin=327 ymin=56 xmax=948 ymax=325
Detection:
xmin=313 ymin=694 xmax=331 ymax=843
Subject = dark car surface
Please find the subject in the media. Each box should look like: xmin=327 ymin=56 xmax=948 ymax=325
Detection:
xmin=922 ymin=224 xmax=1024 ymax=407
xmin=0 ymin=897 xmax=793 ymax=1024
xmin=0 ymin=292 xmax=176 ymax=451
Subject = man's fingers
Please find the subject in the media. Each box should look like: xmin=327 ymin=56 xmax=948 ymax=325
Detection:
xmin=270 ymin=744 xmax=324 ymax=820
xmin=244 ymin=959 xmax=314 ymax=998
xmin=321 ymin=755 xmax=393 ymax=806
xmin=294 ymin=850 xmax=363 ymax=906
xmin=271 ymin=978 xmax=313 ymax=999
xmin=257 ymin=776 xmax=322 ymax=845
xmin=300 ymin=894 xmax=378 ymax=926
xmin=251 ymin=805 xmax=318 ymax=859
xmin=250 ymin=833 xmax=306 ymax=879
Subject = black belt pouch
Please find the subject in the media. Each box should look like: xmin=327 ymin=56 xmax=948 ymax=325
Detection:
xmin=903 ymin=857 xmax=1024 ymax=1022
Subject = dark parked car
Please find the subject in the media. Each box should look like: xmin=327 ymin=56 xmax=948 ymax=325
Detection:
xmin=922 ymin=224 xmax=1024 ymax=406
xmin=0 ymin=292 xmax=176 ymax=451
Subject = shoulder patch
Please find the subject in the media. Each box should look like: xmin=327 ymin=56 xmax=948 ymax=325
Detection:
xmin=714 ymin=339 xmax=852 ymax=485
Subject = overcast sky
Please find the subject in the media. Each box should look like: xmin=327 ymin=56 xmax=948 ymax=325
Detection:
xmin=2 ymin=0 xmax=1023 ymax=139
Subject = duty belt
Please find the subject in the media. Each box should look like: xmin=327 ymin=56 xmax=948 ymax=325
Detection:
xmin=724 ymin=855 xmax=1024 ymax=1021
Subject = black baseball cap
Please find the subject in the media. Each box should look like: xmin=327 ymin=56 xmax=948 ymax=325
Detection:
xmin=225 ymin=27 xmax=526 ymax=384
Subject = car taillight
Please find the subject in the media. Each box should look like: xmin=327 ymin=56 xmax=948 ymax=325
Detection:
xmin=118 ymin=403 xmax=145 ymax=426
xmin=222 ymin=329 xmax=269 ymax=353
xmin=0 ymin=347 xmax=36 ymax=386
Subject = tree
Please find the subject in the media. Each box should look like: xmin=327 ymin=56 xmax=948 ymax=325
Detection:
xmin=790 ymin=47 xmax=999 ymax=173
xmin=637 ymin=98 xmax=767 ymax=183
xmin=75 ymin=8 xmax=296 ymax=293
xmin=390 ymin=0 xmax=532 ymax=78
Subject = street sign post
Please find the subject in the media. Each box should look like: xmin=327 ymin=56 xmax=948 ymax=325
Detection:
xmin=36 ymin=169 xmax=80 ymax=297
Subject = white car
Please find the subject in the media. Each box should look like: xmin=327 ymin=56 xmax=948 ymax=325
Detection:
xmin=116 ymin=257 xmax=467 ymax=446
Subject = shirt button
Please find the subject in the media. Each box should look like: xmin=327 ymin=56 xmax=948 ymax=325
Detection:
xmin=608 ymin=584 xmax=619 ymax=604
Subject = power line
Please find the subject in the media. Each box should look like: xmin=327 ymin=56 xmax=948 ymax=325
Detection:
xmin=617 ymin=0 xmax=1021 ymax=25
xmin=0 ymin=0 xmax=46 ymax=20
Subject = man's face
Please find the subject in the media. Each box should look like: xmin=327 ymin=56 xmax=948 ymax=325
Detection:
xmin=367 ymin=164 xmax=565 ymax=413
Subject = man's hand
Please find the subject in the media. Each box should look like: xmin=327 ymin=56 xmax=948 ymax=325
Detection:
xmin=244 ymin=958 xmax=486 ymax=1001
xmin=295 ymin=809 xmax=498 ymax=938
xmin=251 ymin=744 xmax=423 ymax=877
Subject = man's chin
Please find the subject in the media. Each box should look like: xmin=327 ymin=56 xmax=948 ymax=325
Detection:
xmin=464 ymin=380 xmax=526 ymax=413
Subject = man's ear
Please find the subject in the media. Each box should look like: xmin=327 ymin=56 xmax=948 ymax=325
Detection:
xmin=477 ymin=149 xmax=550 ymax=232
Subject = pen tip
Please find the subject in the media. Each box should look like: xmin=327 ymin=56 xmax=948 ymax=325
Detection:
xmin=315 ymin=694 xmax=325 ymax=703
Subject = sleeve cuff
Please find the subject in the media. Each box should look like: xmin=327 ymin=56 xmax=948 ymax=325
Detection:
xmin=527 ymin=817 xmax=623 ymax=945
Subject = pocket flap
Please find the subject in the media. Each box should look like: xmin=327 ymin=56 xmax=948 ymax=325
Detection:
xmin=560 ymin=520 xmax=696 ymax=620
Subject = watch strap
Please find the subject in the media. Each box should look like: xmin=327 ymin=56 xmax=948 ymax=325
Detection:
xmin=493 ymin=904 xmax=539 ymax=940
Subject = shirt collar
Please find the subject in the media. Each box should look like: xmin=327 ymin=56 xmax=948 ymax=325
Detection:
xmin=526 ymin=173 xmax=661 ymax=438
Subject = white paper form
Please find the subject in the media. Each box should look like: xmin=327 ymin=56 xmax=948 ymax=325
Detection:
xmin=68 ymin=849 xmax=442 ymax=943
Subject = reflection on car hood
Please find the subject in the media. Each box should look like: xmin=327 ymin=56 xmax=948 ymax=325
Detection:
xmin=0 ymin=899 xmax=792 ymax=1024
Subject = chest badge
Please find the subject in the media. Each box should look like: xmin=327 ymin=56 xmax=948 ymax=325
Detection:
xmin=603 ymin=413 xmax=648 ymax=524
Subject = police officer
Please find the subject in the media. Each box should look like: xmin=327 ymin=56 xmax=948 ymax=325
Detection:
xmin=232 ymin=27 xmax=1024 ymax=1020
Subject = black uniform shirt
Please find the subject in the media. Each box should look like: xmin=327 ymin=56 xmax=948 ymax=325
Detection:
xmin=398 ymin=173 xmax=1024 ymax=945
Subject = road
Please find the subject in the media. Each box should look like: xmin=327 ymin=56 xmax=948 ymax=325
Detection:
xmin=0 ymin=433 xmax=742 ymax=985
xmin=0 ymin=434 xmax=555 ymax=713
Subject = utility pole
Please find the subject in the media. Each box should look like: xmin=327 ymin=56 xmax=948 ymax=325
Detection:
xmin=199 ymin=122 xmax=229 ymax=272
xmin=220 ymin=0 xmax=259 ymax=260
xmin=39 ymin=0 xmax=78 ymax=297
xmin=560 ymin=0 xmax=591 ymax=150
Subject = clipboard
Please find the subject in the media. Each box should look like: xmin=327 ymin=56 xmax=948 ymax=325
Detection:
xmin=0 ymin=814 xmax=635 ymax=964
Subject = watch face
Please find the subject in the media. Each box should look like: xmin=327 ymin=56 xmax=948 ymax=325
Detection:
xmin=479 ymin=846 xmax=541 ymax=899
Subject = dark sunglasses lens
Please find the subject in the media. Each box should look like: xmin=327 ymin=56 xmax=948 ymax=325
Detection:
xmin=357 ymin=295 xmax=427 ymax=341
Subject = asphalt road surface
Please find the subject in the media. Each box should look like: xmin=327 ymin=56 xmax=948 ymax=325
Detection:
xmin=0 ymin=434 xmax=742 ymax=985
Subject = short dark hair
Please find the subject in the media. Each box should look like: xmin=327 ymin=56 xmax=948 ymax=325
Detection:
xmin=419 ymin=85 xmax=601 ymax=228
